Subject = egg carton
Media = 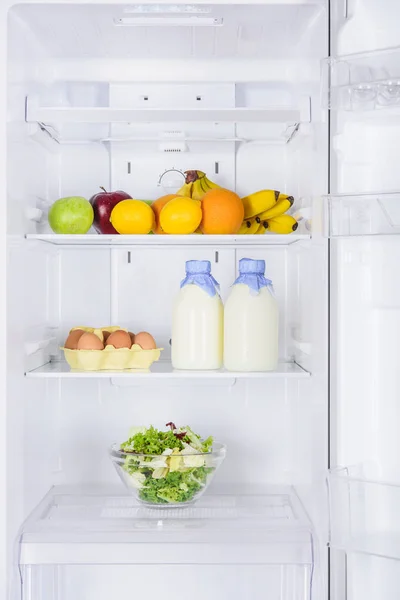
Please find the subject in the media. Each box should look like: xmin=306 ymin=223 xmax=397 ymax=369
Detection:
xmin=62 ymin=326 xmax=162 ymax=371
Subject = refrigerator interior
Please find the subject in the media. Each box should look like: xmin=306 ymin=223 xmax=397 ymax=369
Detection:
xmin=7 ymin=3 xmax=328 ymax=599
xmin=7 ymin=0 xmax=400 ymax=598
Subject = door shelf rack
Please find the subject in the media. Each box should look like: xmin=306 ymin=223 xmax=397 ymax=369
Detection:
xmin=322 ymin=45 xmax=400 ymax=111
xmin=323 ymin=191 xmax=400 ymax=237
xmin=328 ymin=466 xmax=400 ymax=561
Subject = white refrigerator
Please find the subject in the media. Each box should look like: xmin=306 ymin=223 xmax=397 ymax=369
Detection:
xmin=2 ymin=0 xmax=400 ymax=599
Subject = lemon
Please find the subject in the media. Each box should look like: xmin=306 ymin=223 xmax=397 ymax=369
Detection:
xmin=159 ymin=196 xmax=202 ymax=234
xmin=110 ymin=200 xmax=155 ymax=234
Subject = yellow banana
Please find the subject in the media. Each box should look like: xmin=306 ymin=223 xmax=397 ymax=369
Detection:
xmin=267 ymin=214 xmax=298 ymax=234
xmin=191 ymin=179 xmax=206 ymax=201
xmin=181 ymin=170 xmax=220 ymax=201
xmin=176 ymin=181 xmax=194 ymax=198
xmin=202 ymin=175 xmax=220 ymax=191
xmin=238 ymin=218 xmax=259 ymax=234
xmin=255 ymin=221 xmax=269 ymax=234
xmin=257 ymin=194 xmax=294 ymax=220
xmin=242 ymin=190 xmax=279 ymax=220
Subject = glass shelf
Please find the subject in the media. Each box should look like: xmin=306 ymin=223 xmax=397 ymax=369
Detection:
xmin=323 ymin=46 xmax=400 ymax=111
xmin=25 ymin=95 xmax=311 ymax=145
xmin=324 ymin=191 xmax=400 ymax=237
xmin=19 ymin=484 xmax=314 ymax=566
xmin=25 ymin=360 xmax=310 ymax=380
xmin=26 ymin=233 xmax=310 ymax=247
xmin=328 ymin=466 xmax=400 ymax=561
xmin=26 ymin=105 xmax=308 ymax=125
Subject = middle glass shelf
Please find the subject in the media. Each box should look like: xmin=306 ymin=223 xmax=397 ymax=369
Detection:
xmin=25 ymin=359 xmax=310 ymax=379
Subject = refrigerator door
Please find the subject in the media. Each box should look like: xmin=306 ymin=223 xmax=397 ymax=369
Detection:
xmin=328 ymin=1 xmax=400 ymax=598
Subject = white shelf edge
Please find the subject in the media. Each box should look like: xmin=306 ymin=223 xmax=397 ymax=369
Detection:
xmin=25 ymin=233 xmax=310 ymax=247
xmin=26 ymin=105 xmax=307 ymax=124
xmin=25 ymin=360 xmax=310 ymax=379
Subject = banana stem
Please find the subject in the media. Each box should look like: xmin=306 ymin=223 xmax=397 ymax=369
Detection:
xmin=185 ymin=170 xmax=205 ymax=184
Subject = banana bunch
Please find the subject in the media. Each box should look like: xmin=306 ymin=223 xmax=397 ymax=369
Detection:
xmin=239 ymin=190 xmax=298 ymax=234
xmin=177 ymin=170 xmax=220 ymax=201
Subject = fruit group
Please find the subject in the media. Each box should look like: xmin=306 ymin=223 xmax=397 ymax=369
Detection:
xmin=200 ymin=189 xmax=244 ymax=235
xmin=48 ymin=196 xmax=94 ymax=234
xmin=90 ymin=187 xmax=132 ymax=234
xmin=110 ymin=200 xmax=155 ymax=234
xmin=151 ymin=194 xmax=177 ymax=234
xmin=160 ymin=196 xmax=202 ymax=234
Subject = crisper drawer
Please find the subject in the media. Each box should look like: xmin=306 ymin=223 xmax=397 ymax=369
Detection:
xmin=22 ymin=564 xmax=312 ymax=600
xmin=328 ymin=465 xmax=400 ymax=560
xmin=17 ymin=485 xmax=316 ymax=600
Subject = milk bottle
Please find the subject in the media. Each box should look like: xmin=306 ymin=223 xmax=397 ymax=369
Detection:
xmin=224 ymin=258 xmax=278 ymax=371
xmin=172 ymin=260 xmax=223 ymax=370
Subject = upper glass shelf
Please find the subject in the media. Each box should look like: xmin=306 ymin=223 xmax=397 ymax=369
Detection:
xmin=25 ymin=95 xmax=311 ymax=145
xmin=25 ymin=233 xmax=310 ymax=247
xmin=323 ymin=46 xmax=400 ymax=111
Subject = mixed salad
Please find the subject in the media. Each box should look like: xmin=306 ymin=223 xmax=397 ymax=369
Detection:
xmin=120 ymin=422 xmax=215 ymax=505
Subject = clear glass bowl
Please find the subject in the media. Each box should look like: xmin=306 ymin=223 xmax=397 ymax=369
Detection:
xmin=109 ymin=441 xmax=226 ymax=508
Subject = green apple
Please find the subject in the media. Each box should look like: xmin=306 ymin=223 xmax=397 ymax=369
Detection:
xmin=48 ymin=196 xmax=94 ymax=234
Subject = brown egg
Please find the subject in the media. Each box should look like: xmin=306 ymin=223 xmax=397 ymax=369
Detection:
xmin=77 ymin=332 xmax=104 ymax=351
xmin=64 ymin=329 xmax=85 ymax=349
xmin=134 ymin=331 xmax=157 ymax=350
xmin=128 ymin=332 xmax=135 ymax=346
xmin=106 ymin=330 xmax=132 ymax=349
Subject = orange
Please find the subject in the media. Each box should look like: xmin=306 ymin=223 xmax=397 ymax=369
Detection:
xmin=151 ymin=194 xmax=177 ymax=234
xmin=200 ymin=189 xmax=244 ymax=234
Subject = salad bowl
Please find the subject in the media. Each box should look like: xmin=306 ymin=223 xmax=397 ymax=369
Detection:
xmin=109 ymin=423 xmax=226 ymax=507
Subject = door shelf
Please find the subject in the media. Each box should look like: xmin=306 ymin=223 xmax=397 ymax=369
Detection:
xmin=323 ymin=191 xmax=400 ymax=237
xmin=328 ymin=466 xmax=400 ymax=561
xmin=26 ymin=233 xmax=310 ymax=247
xmin=25 ymin=360 xmax=310 ymax=380
xmin=19 ymin=484 xmax=314 ymax=566
xmin=323 ymin=46 xmax=400 ymax=111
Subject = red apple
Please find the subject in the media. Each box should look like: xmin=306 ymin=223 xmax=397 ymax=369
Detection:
xmin=90 ymin=187 xmax=132 ymax=234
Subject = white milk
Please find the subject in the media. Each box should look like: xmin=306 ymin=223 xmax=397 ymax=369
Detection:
xmin=224 ymin=262 xmax=279 ymax=372
xmin=172 ymin=263 xmax=223 ymax=370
